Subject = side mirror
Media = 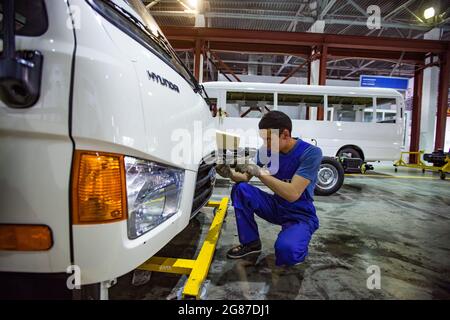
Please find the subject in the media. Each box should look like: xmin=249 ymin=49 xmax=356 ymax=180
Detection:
xmin=0 ymin=0 xmax=43 ymax=108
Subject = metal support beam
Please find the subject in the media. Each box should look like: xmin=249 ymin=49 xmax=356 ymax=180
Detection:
xmin=390 ymin=51 xmax=405 ymax=76
xmin=207 ymin=55 xmax=233 ymax=82
xmin=194 ymin=39 xmax=203 ymax=81
xmin=307 ymin=51 xmax=312 ymax=86
xmin=145 ymin=0 xmax=160 ymax=9
xmin=327 ymin=48 xmax=424 ymax=63
xmin=366 ymin=0 xmax=416 ymax=37
xmin=150 ymin=11 xmax=440 ymax=31
xmin=342 ymin=60 xmax=376 ymax=79
xmin=318 ymin=45 xmax=327 ymax=121
xmin=287 ymin=3 xmax=306 ymax=32
xmin=164 ymin=27 xmax=445 ymax=82
xmin=207 ymin=41 xmax=310 ymax=56
xmin=275 ymin=3 xmax=307 ymax=76
xmin=194 ymin=59 xmax=415 ymax=77
xmin=346 ymin=0 xmax=368 ymax=17
xmin=209 ymin=50 xmax=241 ymax=82
xmin=434 ymin=50 xmax=450 ymax=151
xmin=409 ymin=66 xmax=423 ymax=164
xmin=319 ymin=45 xmax=328 ymax=85
xmin=306 ymin=52 xmax=312 ymax=120
xmin=275 ymin=56 xmax=293 ymax=76
xmin=319 ymin=0 xmax=337 ymax=19
xmin=161 ymin=27 xmax=449 ymax=54
xmin=415 ymin=60 xmax=439 ymax=72
xmin=404 ymin=6 xmax=425 ymax=25
xmin=384 ymin=0 xmax=415 ymax=21
xmin=222 ymin=59 xmax=297 ymax=68
xmin=280 ymin=59 xmax=309 ymax=84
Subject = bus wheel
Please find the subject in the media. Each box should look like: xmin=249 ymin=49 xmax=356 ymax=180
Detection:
xmin=315 ymin=157 xmax=345 ymax=196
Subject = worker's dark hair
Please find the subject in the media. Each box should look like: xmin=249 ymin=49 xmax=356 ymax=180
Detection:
xmin=258 ymin=110 xmax=292 ymax=135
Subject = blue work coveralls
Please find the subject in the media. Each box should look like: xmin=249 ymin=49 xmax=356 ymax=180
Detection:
xmin=231 ymin=138 xmax=322 ymax=266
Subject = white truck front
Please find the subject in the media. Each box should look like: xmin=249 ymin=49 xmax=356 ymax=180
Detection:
xmin=0 ymin=0 xmax=215 ymax=299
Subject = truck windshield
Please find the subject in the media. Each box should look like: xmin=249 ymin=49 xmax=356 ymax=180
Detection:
xmin=89 ymin=0 xmax=201 ymax=95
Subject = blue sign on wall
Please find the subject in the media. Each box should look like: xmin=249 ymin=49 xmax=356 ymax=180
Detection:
xmin=360 ymin=75 xmax=409 ymax=91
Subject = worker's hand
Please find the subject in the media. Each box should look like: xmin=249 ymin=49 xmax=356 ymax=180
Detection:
xmin=234 ymin=163 xmax=266 ymax=177
xmin=215 ymin=164 xmax=232 ymax=178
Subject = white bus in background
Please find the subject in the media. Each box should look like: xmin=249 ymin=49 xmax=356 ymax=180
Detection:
xmin=203 ymin=81 xmax=405 ymax=163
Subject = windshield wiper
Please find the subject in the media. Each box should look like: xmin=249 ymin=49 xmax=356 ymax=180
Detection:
xmin=106 ymin=1 xmax=208 ymax=99
xmin=153 ymin=33 xmax=201 ymax=87
xmin=107 ymin=1 xmax=174 ymax=57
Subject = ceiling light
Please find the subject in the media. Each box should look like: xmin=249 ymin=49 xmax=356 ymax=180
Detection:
xmin=423 ymin=7 xmax=436 ymax=19
xmin=188 ymin=0 xmax=197 ymax=9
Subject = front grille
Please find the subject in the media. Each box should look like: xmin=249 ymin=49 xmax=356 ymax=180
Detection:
xmin=191 ymin=160 xmax=216 ymax=217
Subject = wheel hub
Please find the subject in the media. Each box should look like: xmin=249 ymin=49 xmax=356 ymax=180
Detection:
xmin=317 ymin=164 xmax=339 ymax=190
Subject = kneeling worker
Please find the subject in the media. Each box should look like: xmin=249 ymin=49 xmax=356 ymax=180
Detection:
xmin=216 ymin=111 xmax=322 ymax=266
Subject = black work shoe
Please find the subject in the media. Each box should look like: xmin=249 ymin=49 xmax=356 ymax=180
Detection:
xmin=227 ymin=240 xmax=262 ymax=259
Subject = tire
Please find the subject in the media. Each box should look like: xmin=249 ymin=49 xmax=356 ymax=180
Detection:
xmin=314 ymin=156 xmax=345 ymax=196
xmin=440 ymin=172 xmax=446 ymax=180
xmin=337 ymin=147 xmax=362 ymax=160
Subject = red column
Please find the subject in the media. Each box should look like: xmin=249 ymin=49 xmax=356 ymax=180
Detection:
xmin=434 ymin=50 xmax=450 ymax=152
xmin=194 ymin=39 xmax=203 ymax=81
xmin=306 ymin=48 xmax=312 ymax=120
xmin=409 ymin=66 xmax=423 ymax=163
xmin=318 ymin=45 xmax=327 ymax=121
xmin=319 ymin=45 xmax=327 ymax=85
xmin=307 ymin=61 xmax=311 ymax=85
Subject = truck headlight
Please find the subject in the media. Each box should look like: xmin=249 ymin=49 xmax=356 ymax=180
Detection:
xmin=125 ymin=156 xmax=184 ymax=239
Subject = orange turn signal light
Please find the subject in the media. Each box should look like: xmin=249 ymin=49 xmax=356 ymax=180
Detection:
xmin=0 ymin=224 xmax=53 ymax=251
xmin=72 ymin=151 xmax=127 ymax=224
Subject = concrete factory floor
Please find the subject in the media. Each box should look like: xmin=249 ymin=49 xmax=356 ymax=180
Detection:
xmin=110 ymin=163 xmax=450 ymax=300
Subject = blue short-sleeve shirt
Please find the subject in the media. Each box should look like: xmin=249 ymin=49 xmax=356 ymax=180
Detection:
xmin=255 ymin=138 xmax=322 ymax=222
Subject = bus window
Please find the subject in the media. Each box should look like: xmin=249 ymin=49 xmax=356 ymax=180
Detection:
xmin=375 ymin=97 xmax=397 ymax=123
xmin=277 ymin=94 xmax=324 ymax=120
xmin=226 ymin=91 xmax=274 ymax=118
xmin=364 ymin=110 xmax=374 ymax=122
xmin=328 ymin=96 xmax=373 ymax=122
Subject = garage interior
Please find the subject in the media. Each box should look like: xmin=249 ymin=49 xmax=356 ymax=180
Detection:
xmin=106 ymin=0 xmax=450 ymax=300
xmin=1 ymin=0 xmax=450 ymax=302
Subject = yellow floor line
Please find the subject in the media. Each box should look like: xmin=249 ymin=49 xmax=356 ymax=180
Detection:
xmin=345 ymin=174 xmax=446 ymax=180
